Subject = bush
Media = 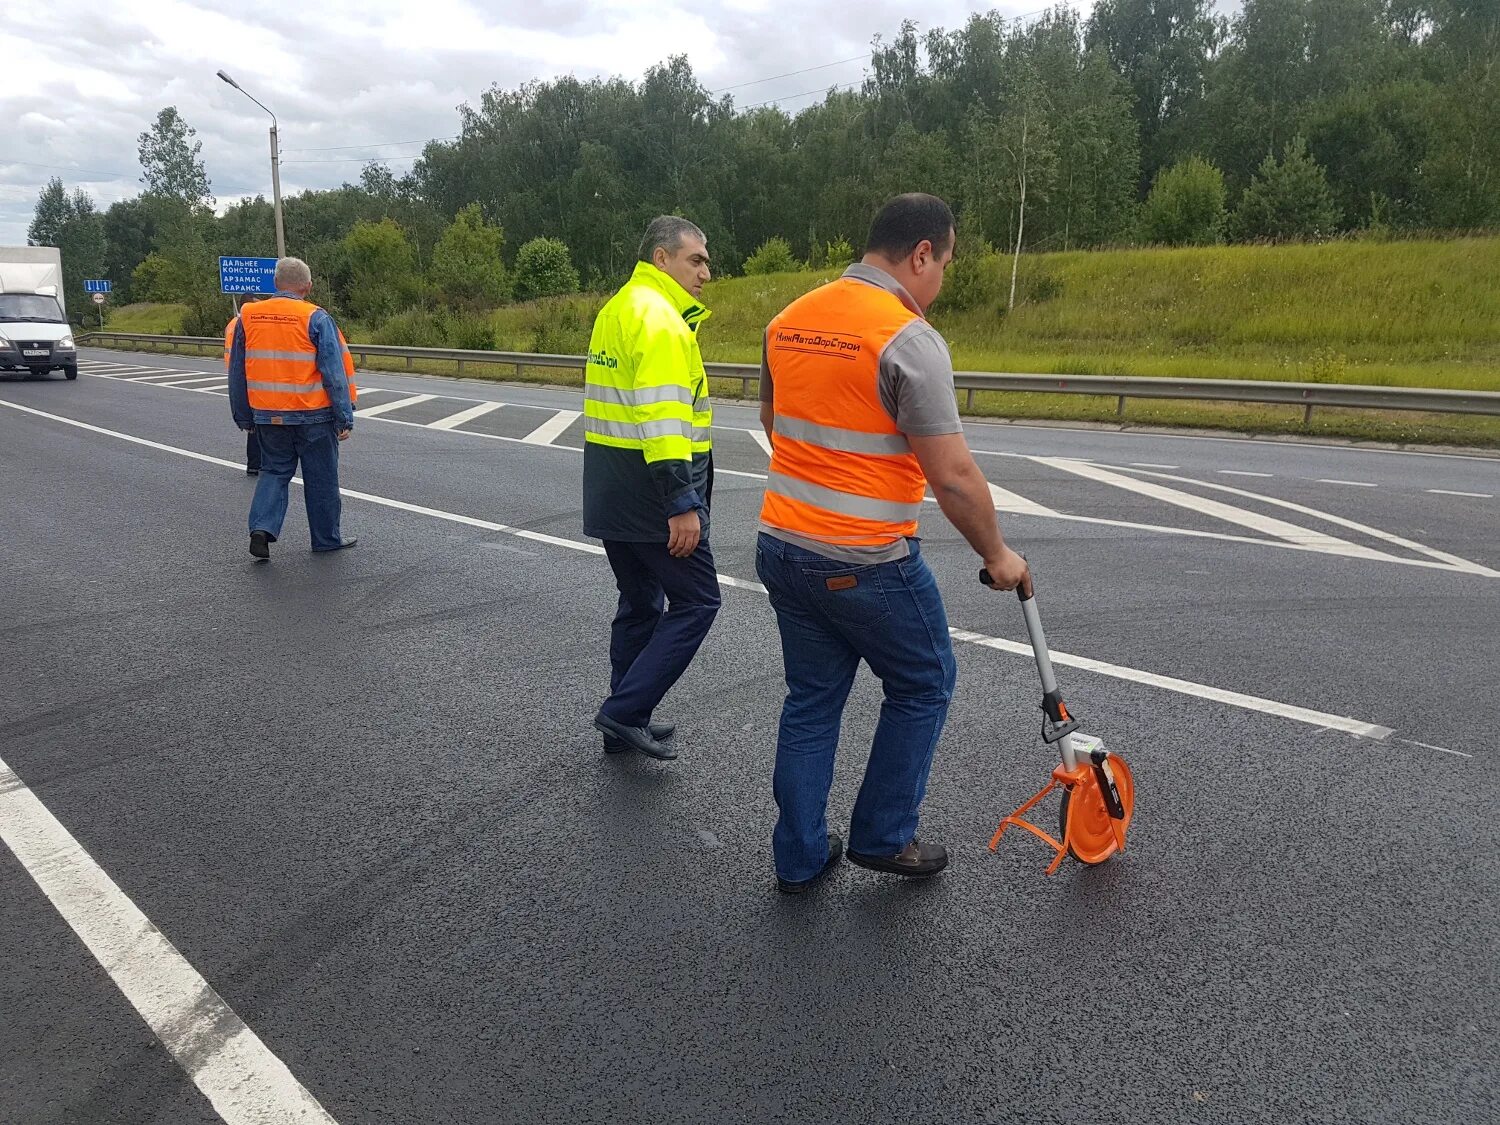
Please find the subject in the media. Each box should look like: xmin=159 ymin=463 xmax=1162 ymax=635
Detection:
xmin=743 ymin=236 xmax=801 ymax=275
xmin=512 ymin=237 xmax=580 ymax=303
xmin=373 ymin=308 xmax=446 ymax=348
xmin=343 ymin=218 xmax=423 ymax=321
xmin=1142 ymin=157 xmax=1227 ymax=246
xmin=932 ymin=223 xmax=1004 ymax=313
xmin=824 ymin=237 xmax=856 ymax=270
xmin=444 ymin=310 xmax=496 ymax=351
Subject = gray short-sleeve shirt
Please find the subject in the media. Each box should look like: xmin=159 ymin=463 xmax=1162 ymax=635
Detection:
xmin=760 ymin=263 xmax=964 ymax=563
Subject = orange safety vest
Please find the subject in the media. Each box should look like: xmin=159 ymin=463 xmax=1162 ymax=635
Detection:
xmin=239 ymin=296 xmax=357 ymax=414
xmin=222 ymin=316 xmax=236 ymax=369
xmin=760 ymin=277 xmax=928 ymax=548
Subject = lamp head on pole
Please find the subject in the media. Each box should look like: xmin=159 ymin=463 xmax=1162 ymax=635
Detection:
xmin=216 ymin=69 xmax=240 ymax=90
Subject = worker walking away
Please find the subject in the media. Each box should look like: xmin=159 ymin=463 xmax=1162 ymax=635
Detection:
xmin=756 ymin=193 xmax=1029 ymax=893
xmin=582 ymin=216 xmax=721 ymax=761
xmin=225 ymin=299 xmax=261 ymax=476
xmin=227 ymin=257 xmax=359 ymax=560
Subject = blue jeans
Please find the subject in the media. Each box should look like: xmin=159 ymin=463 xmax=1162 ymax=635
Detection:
xmin=755 ymin=533 xmax=957 ymax=883
xmin=600 ymin=539 xmax=721 ymax=728
xmin=248 ymin=422 xmax=345 ymax=550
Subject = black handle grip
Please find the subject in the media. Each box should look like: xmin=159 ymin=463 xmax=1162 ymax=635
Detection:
xmin=979 ymin=567 xmax=1034 ymax=601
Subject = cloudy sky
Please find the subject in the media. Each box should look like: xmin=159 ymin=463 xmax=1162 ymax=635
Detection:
xmin=1 ymin=0 xmax=1094 ymax=244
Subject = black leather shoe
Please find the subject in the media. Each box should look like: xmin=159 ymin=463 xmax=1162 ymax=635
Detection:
xmin=846 ymin=837 xmax=949 ymax=879
xmin=313 ymin=538 xmax=358 ymax=553
xmin=778 ymin=833 xmax=844 ymax=894
xmin=249 ymin=530 xmax=270 ymax=559
xmin=593 ymin=713 xmax=676 ymax=760
xmin=603 ymin=722 xmax=676 ymax=754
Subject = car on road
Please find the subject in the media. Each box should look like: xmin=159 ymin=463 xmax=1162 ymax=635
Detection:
xmin=0 ymin=246 xmax=78 ymax=380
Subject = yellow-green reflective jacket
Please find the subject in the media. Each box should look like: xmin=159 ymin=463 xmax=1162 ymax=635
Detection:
xmin=582 ymin=262 xmax=715 ymax=542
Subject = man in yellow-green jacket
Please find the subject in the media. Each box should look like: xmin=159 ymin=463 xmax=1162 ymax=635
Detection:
xmin=583 ymin=216 xmax=721 ymax=761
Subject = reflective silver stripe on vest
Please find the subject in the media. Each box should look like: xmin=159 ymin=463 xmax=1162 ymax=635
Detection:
xmin=245 ymin=349 xmax=318 ymax=361
xmin=585 ymin=383 xmax=697 ymax=408
xmin=691 ymin=427 xmax=712 ymax=443
xmin=765 ymin=471 xmax=922 ymax=523
xmin=773 ymin=414 xmax=910 ymax=456
xmin=586 ymin=415 xmax=697 ymax=442
xmin=247 ymin=379 xmax=326 ymax=393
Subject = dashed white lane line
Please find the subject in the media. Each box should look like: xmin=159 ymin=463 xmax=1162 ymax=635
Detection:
xmin=0 ymin=397 xmax=1397 ymax=744
xmin=521 ymin=409 xmax=581 ymax=445
xmin=1317 ymin=478 xmax=1378 ymax=487
xmin=354 ymin=393 xmax=436 ymax=418
xmin=0 ymin=749 xmax=339 ymax=1125
xmin=1219 ymin=470 xmax=1273 ymax=478
xmin=427 ymin=400 xmax=502 ymax=431
xmin=1427 ymin=489 xmax=1492 ymax=499
xmin=1129 ymin=463 xmax=1178 ymax=469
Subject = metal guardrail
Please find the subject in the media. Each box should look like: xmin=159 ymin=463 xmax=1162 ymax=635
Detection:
xmin=78 ymin=331 xmax=1500 ymax=422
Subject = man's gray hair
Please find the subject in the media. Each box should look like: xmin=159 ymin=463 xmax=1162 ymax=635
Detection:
xmin=274 ymin=257 xmax=312 ymax=291
xmin=638 ymin=216 xmax=706 ymax=263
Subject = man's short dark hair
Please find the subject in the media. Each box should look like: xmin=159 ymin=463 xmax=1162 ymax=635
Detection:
xmin=864 ymin=194 xmax=956 ymax=261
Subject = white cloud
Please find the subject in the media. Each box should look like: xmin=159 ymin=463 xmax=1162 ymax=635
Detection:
xmin=0 ymin=0 xmax=1091 ymax=243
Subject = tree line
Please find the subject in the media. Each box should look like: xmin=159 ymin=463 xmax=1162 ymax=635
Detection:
xmin=28 ymin=0 xmax=1499 ymax=334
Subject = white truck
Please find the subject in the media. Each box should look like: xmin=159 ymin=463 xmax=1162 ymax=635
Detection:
xmin=0 ymin=246 xmax=78 ymax=380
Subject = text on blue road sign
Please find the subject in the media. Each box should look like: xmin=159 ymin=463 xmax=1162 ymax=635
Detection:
xmin=219 ymin=256 xmax=279 ymax=294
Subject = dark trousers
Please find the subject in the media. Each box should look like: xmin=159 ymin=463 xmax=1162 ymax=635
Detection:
xmin=246 ymin=427 xmax=262 ymax=471
xmin=248 ymin=422 xmax=344 ymax=550
xmin=600 ymin=539 xmax=721 ymax=728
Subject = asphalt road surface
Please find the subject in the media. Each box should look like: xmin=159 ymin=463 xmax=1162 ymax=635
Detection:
xmin=2 ymin=348 xmax=1496 ymax=1125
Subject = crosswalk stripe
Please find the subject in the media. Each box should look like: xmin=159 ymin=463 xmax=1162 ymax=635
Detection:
xmin=154 ymin=376 xmax=227 ymax=388
xmin=356 ymin=393 xmax=436 ymax=418
xmin=427 ymin=400 xmax=502 ymax=430
xmin=521 ymin=409 xmax=581 ymax=445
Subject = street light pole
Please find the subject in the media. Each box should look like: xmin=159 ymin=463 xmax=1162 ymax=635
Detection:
xmin=217 ymin=69 xmax=286 ymax=259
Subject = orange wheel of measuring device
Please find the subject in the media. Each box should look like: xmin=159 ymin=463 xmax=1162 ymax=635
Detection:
xmin=1057 ymin=755 xmax=1135 ymax=865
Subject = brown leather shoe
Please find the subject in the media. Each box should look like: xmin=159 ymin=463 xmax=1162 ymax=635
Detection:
xmin=846 ymin=837 xmax=949 ymax=878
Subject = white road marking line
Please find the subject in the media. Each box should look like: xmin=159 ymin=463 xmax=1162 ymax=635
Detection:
xmin=987 ymin=481 xmax=1056 ymax=517
xmin=354 ymin=393 xmax=436 ymax=418
xmin=521 ymin=409 xmax=582 ymax=445
xmin=427 ymin=400 xmax=502 ymax=431
xmin=0 ymin=398 xmax=1402 ymax=743
xmin=749 ymin=429 xmax=773 ymax=457
xmin=1219 ymin=470 xmax=1273 ymax=477
xmin=947 ymin=628 xmax=1391 ymax=740
xmin=1035 ymin=456 xmax=1394 ymax=561
xmin=1111 ymin=465 xmax=1500 ymax=577
xmin=121 ymin=371 xmax=204 ymax=382
xmin=1395 ymin=738 xmax=1472 ymax=759
xmin=0 ymin=750 xmax=339 ymax=1124
xmin=154 ymin=376 xmax=229 ymax=388
xmin=1316 ymin=478 xmax=1377 ymax=487
xmin=1129 ymin=463 xmax=1178 ymax=469
xmin=1427 ymin=489 xmax=1492 ymax=499
xmin=60 ymin=372 xmax=1499 ymax=576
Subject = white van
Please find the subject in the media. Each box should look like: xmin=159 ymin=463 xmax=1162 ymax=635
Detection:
xmin=0 ymin=246 xmax=78 ymax=380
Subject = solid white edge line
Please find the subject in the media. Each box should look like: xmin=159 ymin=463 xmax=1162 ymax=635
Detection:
xmin=70 ymin=373 xmax=1497 ymax=576
xmin=0 ymin=397 xmax=1398 ymax=743
xmin=0 ymin=751 xmax=338 ymax=1124
xmin=946 ymin=628 xmax=1391 ymax=740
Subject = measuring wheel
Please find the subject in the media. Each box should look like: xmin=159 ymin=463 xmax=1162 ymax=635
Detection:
xmin=1059 ymin=754 xmax=1135 ymax=865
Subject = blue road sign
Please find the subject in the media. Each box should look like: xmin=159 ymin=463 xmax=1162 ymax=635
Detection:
xmin=219 ymin=256 xmax=279 ymax=295
xmin=83 ymin=279 xmax=112 ymax=293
